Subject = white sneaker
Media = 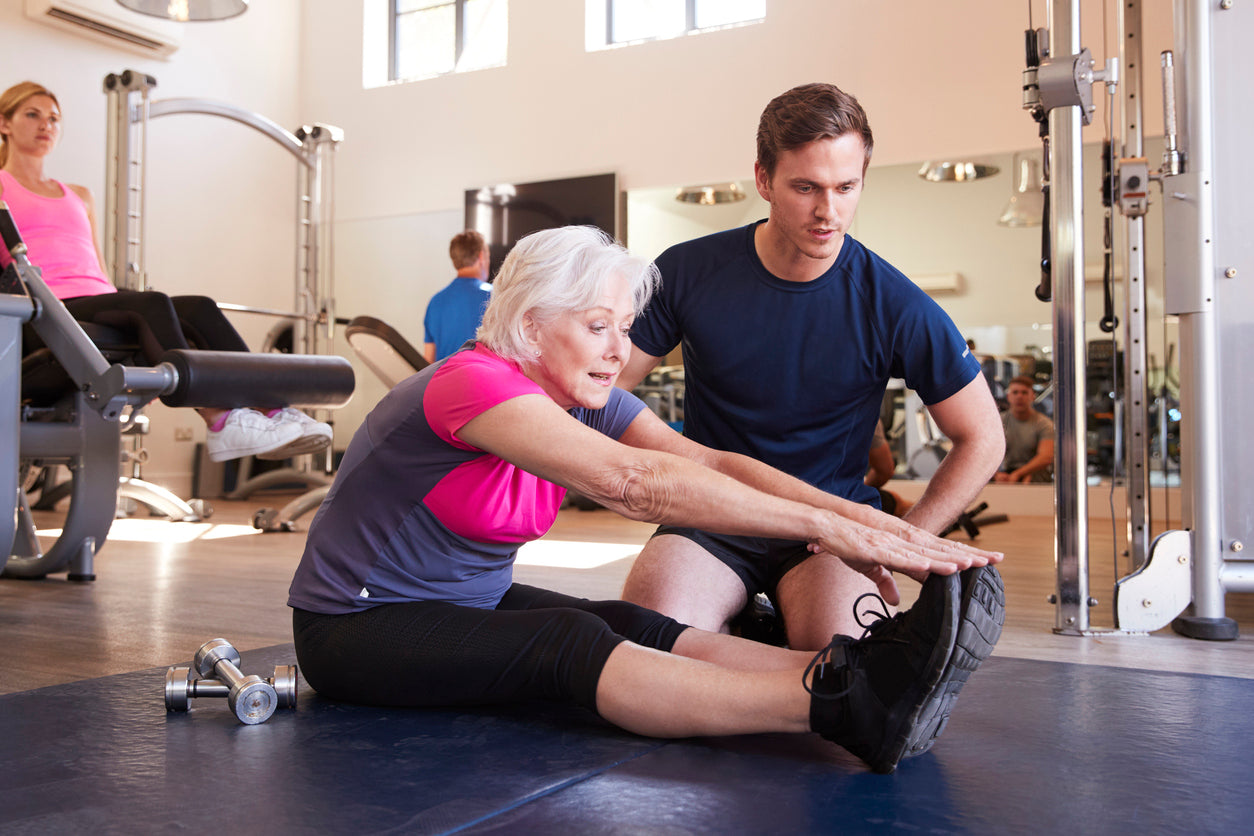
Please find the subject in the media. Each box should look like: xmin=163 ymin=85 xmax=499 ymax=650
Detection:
xmin=255 ymin=408 xmax=333 ymax=460
xmin=207 ymin=409 xmax=304 ymax=463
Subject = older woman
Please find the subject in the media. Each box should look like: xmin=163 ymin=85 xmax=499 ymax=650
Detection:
xmin=287 ymin=226 xmax=1005 ymax=774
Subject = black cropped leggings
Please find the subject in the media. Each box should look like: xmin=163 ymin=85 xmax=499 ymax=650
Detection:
xmin=292 ymin=584 xmax=688 ymax=713
xmin=61 ymin=290 xmax=249 ymax=365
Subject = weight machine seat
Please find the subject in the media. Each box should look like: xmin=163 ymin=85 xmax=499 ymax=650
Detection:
xmin=344 ymin=315 xmax=428 ymax=389
xmin=20 ymin=321 xmax=138 ymax=408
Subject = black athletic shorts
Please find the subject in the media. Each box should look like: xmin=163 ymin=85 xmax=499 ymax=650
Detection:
xmin=292 ymin=583 xmax=687 ymax=713
xmin=650 ymin=525 xmax=813 ymax=599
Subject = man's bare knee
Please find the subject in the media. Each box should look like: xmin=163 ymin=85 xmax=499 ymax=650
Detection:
xmin=621 ymin=536 xmax=747 ymax=634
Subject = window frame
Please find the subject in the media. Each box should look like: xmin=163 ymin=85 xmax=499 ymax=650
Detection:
xmin=389 ymin=0 xmax=469 ymax=83
xmin=603 ymin=0 xmax=761 ymax=46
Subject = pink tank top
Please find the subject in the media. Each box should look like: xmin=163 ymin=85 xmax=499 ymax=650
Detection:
xmin=0 ymin=170 xmax=117 ymax=299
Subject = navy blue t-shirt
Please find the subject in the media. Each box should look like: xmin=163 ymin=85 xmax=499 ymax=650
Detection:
xmin=630 ymin=222 xmax=979 ymax=506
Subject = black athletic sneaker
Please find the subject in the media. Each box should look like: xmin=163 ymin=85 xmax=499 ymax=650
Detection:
xmin=807 ymin=564 xmax=1007 ymax=773
xmin=901 ymin=564 xmax=1006 ymax=759
xmin=807 ymin=570 xmax=961 ymax=773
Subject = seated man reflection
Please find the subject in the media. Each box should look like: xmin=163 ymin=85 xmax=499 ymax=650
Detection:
xmin=994 ymin=376 xmax=1054 ymax=483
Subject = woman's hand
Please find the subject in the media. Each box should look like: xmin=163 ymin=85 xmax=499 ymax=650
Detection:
xmin=807 ymin=512 xmax=1002 ymax=605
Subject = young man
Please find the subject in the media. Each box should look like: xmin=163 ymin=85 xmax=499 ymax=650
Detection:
xmin=995 ymin=375 xmax=1055 ymax=483
xmin=618 ymin=83 xmax=1004 ymax=648
xmin=423 ymin=230 xmax=492 ymax=363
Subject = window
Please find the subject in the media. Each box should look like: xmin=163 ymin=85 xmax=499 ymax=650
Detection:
xmin=588 ymin=0 xmax=765 ymax=49
xmin=365 ymin=0 xmax=507 ymax=87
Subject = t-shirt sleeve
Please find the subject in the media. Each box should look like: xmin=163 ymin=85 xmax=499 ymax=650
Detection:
xmin=424 ymin=354 xmax=544 ymax=448
xmin=629 ymin=246 xmax=682 ymax=359
xmin=891 ymin=287 xmax=981 ymax=406
xmin=574 ymin=387 xmax=648 ymax=439
xmin=1037 ymin=414 xmax=1056 ymax=442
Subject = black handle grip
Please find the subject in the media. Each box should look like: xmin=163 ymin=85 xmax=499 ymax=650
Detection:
xmin=1034 ymin=185 xmax=1052 ymax=302
xmin=0 ymin=202 xmax=24 ymax=254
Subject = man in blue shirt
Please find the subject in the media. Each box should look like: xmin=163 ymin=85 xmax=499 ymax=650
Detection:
xmin=423 ymin=230 xmax=492 ymax=363
xmin=618 ymin=83 xmax=1004 ymax=649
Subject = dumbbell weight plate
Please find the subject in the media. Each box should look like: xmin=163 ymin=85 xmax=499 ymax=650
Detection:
xmin=165 ymin=667 xmax=194 ymax=712
xmin=193 ymin=638 xmax=241 ymax=678
xmin=272 ymin=665 xmax=299 ymax=709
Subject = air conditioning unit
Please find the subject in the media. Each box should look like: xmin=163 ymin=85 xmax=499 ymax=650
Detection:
xmin=24 ymin=0 xmax=183 ymax=59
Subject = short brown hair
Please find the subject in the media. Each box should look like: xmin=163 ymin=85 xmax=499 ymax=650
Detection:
xmin=756 ymin=83 xmax=874 ymax=178
xmin=449 ymin=230 xmax=486 ymax=269
xmin=1009 ymin=375 xmax=1036 ymax=390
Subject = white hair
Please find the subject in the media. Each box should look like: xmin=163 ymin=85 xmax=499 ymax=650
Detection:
xmin=476 ymin=226 xmax=659 ymax=366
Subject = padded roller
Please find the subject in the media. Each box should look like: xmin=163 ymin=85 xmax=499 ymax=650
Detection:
xmin=158 ymin=350 xmax=355 ymax=410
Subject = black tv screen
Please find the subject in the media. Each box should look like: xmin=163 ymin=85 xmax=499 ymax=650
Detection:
xmin=464 ymin=173 xmax=619 ymax=279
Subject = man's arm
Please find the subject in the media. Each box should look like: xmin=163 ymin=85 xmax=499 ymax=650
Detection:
xmin=1007 ymin=436 xmax=1054 ymax=483
xmin=616 ymin=344 xmax=664 ymax=392
xmin=902 ymin=376 xmax=1004 ymax=534
xmin=423 ymin=343 xmax=436 ymax=364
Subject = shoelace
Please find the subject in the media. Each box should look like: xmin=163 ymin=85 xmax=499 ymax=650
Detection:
xmin=802 ymin=591 xmax=895 ymax=700
xmin=852 ymin=592 xmax=892 ymax=637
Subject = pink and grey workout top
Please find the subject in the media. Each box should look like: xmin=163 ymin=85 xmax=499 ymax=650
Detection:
xmin=0 ymin=170 xmax=116 ymax=299
xmin=287 ymin=343 xmax=646 ymax=614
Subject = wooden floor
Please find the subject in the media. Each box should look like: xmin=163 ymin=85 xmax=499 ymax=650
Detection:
xmin=2 ymin=495 xmax=1253 ymax=696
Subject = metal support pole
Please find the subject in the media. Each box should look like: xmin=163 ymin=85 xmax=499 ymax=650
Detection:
xmin=1049 ymin=0 xmax=1091 ymax=635
xmin=1165 ymin=0 xmax=1231 ymax=639
xmin=1118 ymin=0 xmax=1152 ymax=571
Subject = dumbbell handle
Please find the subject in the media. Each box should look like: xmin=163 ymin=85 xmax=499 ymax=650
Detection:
xmin=184 ymin=670 xmax=297 ymax=708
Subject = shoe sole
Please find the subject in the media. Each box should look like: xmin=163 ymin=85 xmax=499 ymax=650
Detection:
xmin=865 ymin=571 xmax=961 ymax=773
xmin=899 ymin=564 xmax=1006 ymax=763
xmin=255 ymin=434 xmax=332 ymax=460
xmin=208 ymin=435 xmax=303 ymax=463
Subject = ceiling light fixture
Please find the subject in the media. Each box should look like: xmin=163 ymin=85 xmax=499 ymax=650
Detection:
xmin=116 ymin=0 xmax=248 ymax=22
xmin=998 ymin=153 xmax=1045 ymax=227
xmin=917 ymin=161 xmax=1000 ymax=182
xmin=675 ymin=183 xmax=747 ymax=205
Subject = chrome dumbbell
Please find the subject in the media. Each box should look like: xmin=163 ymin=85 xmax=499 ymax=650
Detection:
xmin=165 ymin=664 xmax=298 ymax=717
xmin=164 ymin=638 xmax=290 ymax=724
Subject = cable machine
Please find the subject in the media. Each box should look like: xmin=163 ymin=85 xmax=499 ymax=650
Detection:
xmin=1023 ymin=0 xmax=1252 ymax=639
xmin=102 ymin=70 xmax=344 ymax=530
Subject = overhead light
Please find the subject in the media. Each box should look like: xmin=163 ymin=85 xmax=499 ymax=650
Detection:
xmin=998 ymin=153 xmax=1045 ymax=227
xmin=116 ymin=0 xmax=248 ymax=22
xmin=917 ymin=161 xmax=1000 ymax=182
xmin=675 ymin=183 xmax=747 ymax=205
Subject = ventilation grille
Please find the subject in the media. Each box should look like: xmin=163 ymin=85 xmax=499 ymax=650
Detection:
xmin=46 ymin=6 xmax=168 ymax=51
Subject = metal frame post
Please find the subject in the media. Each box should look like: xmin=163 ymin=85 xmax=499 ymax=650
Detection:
xmin=1048 ymin=0 xmax=1092 ymax=635
xmin=1118 ymin=0 xmax=1152 ymax=572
